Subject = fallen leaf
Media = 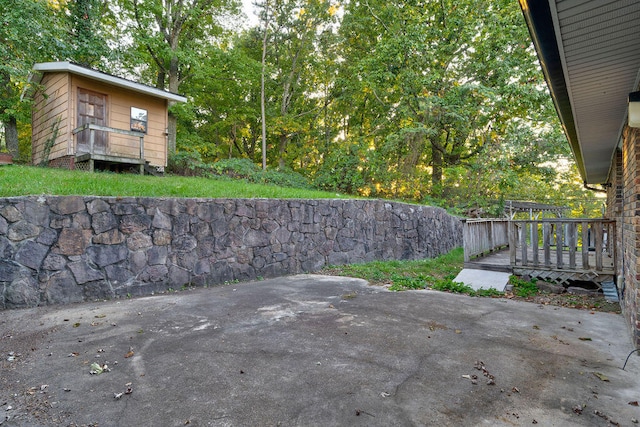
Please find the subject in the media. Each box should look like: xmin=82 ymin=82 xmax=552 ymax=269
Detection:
xmin=90 ymin=362 xmax=103 ymax=375
xmin=593 ymin=372 xmax=609 ymax=382
xmin=629 ymin=401 xmax=639 ymax=406
xmin=532 ymin=325 xmax=540 ymax=330
xmin=124 ymin=350 xmax=134 ymax=358
xmin=73 ymin=323 xmax=81 ymax=328
xmin=455 ymin=329 xmax=462 ymax=334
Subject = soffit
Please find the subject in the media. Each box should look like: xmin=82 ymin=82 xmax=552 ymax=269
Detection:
xmin=521 ymin=0 xmax=640 ymax=184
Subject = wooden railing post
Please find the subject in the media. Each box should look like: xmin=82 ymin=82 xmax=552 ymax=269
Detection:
xmin=595 ymin=221 xmax=603 ymax=271
xmin=581 ymin=221 xmax=589 ymax=269
xmin=509 ymin=221 xmax=517 ymax=266
xmin=139 ymin=135 xmax=145 ymax=175
xmin=543 ymin=222 xmax=551 ymax=268
xmin=567 ymin=222 xmax=577 ymax=269
xmin=520 ymin=223 xmax=528 ymax=265
xmin=532 ymin=221 xmax=539 ymax=266
xmin=89 ymin=127 xmax=95 ymax=172
xmin=556 ymin=223 xmax=563 ymax=268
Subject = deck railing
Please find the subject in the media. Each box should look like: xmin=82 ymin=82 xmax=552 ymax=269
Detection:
xmin=463 ymin=219 xmax=510 ymax=262
xmin=508 ymin=219 xmax=616 ymax=273
xmin=72 ymin=123 xmax=145 ymax=173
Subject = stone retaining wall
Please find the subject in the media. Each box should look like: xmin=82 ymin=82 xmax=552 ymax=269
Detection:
xmin=0 ymin=196 xmax=462 ymax=308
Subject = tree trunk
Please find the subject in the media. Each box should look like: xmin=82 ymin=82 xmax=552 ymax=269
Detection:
xmin=261 ymin=2 xmax=269 ymax=171
xmin=431 ymin=142 xmax=443 ymax=197
xmin=5 ymin=116 xmax=19 ymax=159
xmin=167 ymin=57 xmax=179 ymax=154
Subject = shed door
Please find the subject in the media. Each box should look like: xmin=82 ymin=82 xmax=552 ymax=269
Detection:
xmin=77 ymin=89 xmax=107 ymax=154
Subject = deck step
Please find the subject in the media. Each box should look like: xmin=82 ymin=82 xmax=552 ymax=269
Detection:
xmin=454 ymin=269 xmax=511 ymax=292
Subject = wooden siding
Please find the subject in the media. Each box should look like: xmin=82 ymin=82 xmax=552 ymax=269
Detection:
xmin=31 ymin=72 xmax=71 ymax=164
xmin=70 ymin=75 xmax=168 ymax=167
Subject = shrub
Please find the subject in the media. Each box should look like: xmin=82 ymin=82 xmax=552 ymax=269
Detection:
xmin=258 ymin=168 xmax=313 ymax=189
xmin=211 ymin=158 xmax=260 ymax=179
xmin=166 ymin=151 xmax=212 ymax=177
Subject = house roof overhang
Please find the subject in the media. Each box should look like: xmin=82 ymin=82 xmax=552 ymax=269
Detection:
xmin=32 ymin=62 xmax=187 ymax=103
xmin=519 ymin=0 xmax=640 ymax=184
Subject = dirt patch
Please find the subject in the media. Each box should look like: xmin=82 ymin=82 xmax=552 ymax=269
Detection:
xmin=501 ymin=291 xmax=621 ymax=313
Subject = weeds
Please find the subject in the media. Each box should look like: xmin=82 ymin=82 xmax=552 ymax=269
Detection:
xmin=509 ymin=275 xmax=539 ymax=298
xmin=322 ymin=248 xmax=506 ymax=298
xmin=430 ymin=278 xmax=474 ymax=294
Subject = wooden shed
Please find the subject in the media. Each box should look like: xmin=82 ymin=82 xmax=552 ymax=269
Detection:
xmin=31 ymin=62 xmax=186 ymax=173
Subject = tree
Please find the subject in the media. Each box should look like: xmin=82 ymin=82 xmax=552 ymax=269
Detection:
xmin=65 ymin=0 xmax=112 ymax=67
xmin=256 ymin=0 xmax=339 ymax=168
xmin=0 ymin=0 xmax=59 ymax=159
xmin=177 ymin=35 xmax=263 ymax=161
xmin=333 ymin=0 xmax=557 ymax=200
xmin=117 ymin=0 xmax=241 ymax=154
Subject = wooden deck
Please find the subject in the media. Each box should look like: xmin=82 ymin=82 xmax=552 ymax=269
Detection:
xmin=73 ymin=123 xmax=146 ymax=174
xmin=465 ymin=248 xmax=512 ymax=273
xmin=467 ymin=248 xmax=615 ymax=282
xmin=463 ymin=218 xmax=617 ymax=286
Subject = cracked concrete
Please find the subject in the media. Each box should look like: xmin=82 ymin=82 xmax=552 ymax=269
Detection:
xmin=1 ymin=274 xmax=639 ymax=426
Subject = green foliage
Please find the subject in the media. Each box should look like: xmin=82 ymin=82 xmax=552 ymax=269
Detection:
xmin=211 ymin=158 xmax=260 ymax=179
xmin=0 ymin=0 xmax=598 ymax=216
xmin=323 ymin=248 xmax=503 ymax=297
xmin=166 ymin=151 xmax=213 ymax=177
xmin=65 ymin=0 xmax=112 ymax=67
xmin=258 ymin=168 xmax=313 ymax=190
xmin=324 ymin=248 xmax=463 ymax=284
xmin=509 ymin=275 xmax=539 ymax=298
xmin=313 ymin=143 xmax=366 ymax=194
xmin=388 ymin=274 xmax=430 ymax=291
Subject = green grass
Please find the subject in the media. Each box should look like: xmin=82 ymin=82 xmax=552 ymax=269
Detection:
xmin=322 ymin=248 xmax=463 ymax=287
xmin=0 ymin=165 xmax=345 ymax=199
xmin=321 ymin=248 xmax=504 ymax=297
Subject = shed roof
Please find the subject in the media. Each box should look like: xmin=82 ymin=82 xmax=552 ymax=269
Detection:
xmin=519 ymin=0 xmax=640 ymax=184
xmin=33 ymin=62 xmax=187 ymax=103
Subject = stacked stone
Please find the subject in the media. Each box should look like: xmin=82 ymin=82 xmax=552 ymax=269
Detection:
xmin=0 ymin=196 xmax=462 ymax=309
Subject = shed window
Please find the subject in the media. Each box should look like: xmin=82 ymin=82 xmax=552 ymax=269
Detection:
xmin=131 ymin=107 xmax=148 ymax=133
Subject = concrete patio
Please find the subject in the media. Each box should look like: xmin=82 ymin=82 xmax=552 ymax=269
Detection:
xmin=1 ymin=275 xmax=639 ymax=426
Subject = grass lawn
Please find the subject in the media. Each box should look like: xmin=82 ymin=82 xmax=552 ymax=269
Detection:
xmin=320 ymin=248 xmax=467 ymax=292
xmin=0 ymin=165 xmax=344 ymax=199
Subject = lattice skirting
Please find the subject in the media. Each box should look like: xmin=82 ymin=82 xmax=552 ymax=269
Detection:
xmin=513 ymin=267 xmax=613 ymax=287
xmin=45 ymin=156 xmax=93 ymax=171
xmin=47 ymin=156 xmax=76 ymax=170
